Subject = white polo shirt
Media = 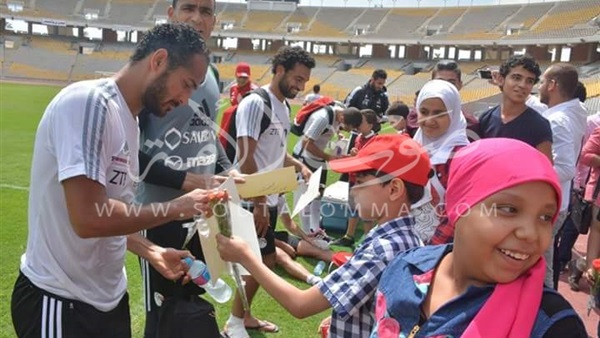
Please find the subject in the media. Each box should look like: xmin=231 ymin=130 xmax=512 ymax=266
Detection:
xmin=21 ymin=78 xmax=139 ymax=311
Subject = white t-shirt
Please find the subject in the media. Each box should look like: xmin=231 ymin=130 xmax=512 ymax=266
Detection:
xmin=293 ymin=107 xmax=337 ymax=163
xmin=21 ymin=78 xmax=139 ymax=312
xmin=236 ymin=86 xmax=290 ymax=207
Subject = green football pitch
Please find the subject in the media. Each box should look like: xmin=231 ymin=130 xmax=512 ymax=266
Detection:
xmin=0 ymin=82 xmax=342 ymax=337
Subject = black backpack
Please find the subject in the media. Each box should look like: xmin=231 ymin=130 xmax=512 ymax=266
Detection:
xmin=219 ymin=88 xmax=277 ymax=163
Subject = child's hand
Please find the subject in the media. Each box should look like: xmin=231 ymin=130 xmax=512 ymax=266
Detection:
xmin=585 ymin=268 xmax=596 ymax=286
xmin=350 ymin=148 xmax=358 ymax=156
xmin=216 ymin=234 xmax=251 ymax=264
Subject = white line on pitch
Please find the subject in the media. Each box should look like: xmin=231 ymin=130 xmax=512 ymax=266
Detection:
xmin=0 ymin=184 xmax=29 ymax=191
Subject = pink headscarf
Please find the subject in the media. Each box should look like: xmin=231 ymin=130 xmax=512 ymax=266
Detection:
xmin=445 ymin=138 xmax=561 ymax=338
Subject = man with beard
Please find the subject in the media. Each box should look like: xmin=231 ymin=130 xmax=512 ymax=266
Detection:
xmin=223 ymin=46 xmax=315 ymax=338
xmin=537 ymin=63 xmax=587 ymax=289
xmin=344 ymin=69 xmax=389 ymax=133
xmin=11 ymin=23 xmax=212 ymax=338
xmin=135 ymin=1 xmax=242 ymax=337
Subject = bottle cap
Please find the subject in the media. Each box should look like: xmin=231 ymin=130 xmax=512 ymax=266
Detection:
xmin=182 ymin=257 xmax=194 ymax=267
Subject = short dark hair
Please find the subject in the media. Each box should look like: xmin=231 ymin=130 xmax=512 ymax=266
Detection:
xmin=545 ymin=63 xmax=579 ymax=99
xmin=342 ymin=107 xmax=362 ymax=128
xmin=372 ymin=69 xmax=387 ymax=80
xmin=130 ymin=23 xmax=209 ymax=71
xmin=499 ymin=54 xmax=541 ymax=84
xmin=313 ymin=84 xmax=320 ymax=93
xmin=432 ymin=60 xmax=461 ymax=81
xmin=361 ymin=109 xmax=378 ymax=125
xmin=386 ymin=101 xmax=409 ymax=118
xmin=574 ymin=81 xmax=587 ymax=102
xmin=355 ymin=169 xmax=425 ymax=205
xmin=172 ymin=0 xmax=216 ymax=11
xmin=271 ymin=46 xmax=315 ymax=74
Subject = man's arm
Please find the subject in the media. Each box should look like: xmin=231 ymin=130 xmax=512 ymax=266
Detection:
xmin=549 ymin=117 xmax=576 ymax=182
xmin=62 ymin=176 xmax=209 ymax=238
xmin=345 ymin=87 xmax=362 ymax=108
xmin=217 ymin=234 xmax=330 ymax=318
xmin=537 ymin=141 xmax=553 ymax=164
xmin=238 ymin=136 xmax=270 ymax=236
xmin=127 ymin=232 xmax=191 ymax=281
xmin=139 ymin=151 xmax=213 ymax=191
xmin=284 ymin=153 xmax=311 ymax=181
xmin=301 ymin=138 xmax=332 ymax=162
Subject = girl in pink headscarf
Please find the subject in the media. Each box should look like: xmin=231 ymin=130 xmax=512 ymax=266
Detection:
xmin=371 ymin=138 xmax=585 ymax=338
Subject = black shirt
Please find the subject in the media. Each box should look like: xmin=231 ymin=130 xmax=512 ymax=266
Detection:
xmin=478 ymin=105 xmax=552 ymax=148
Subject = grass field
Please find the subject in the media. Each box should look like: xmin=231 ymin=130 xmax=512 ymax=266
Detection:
xmin=0 ymin=82 xmax=349 ymax=337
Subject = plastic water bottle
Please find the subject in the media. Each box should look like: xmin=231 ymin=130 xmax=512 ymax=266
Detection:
xmin=182 ymin=257 xmax=232 ymax=303
xmin=313 ymin=260 xmax=326 ymax=276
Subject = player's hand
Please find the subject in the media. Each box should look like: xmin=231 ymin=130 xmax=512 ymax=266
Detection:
xmin=253 ymin=202 xmax=270 ymax=237
xmin=149 ymin=247 xmax=193 ymax=283
xmin=174 ymin=188 xmax=213 ymax=220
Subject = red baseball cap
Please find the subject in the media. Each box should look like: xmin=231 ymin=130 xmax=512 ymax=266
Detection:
xmin=236 ymin=62 xmax=251 ymax=78
xmin=329 ymin=134 xmax=432 ymax=186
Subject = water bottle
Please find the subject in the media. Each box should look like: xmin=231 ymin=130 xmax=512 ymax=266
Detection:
xmin=182 ymin=257 xmax=232 ymax=303
xmin=313 ymin=260 xmax=326 ymax=276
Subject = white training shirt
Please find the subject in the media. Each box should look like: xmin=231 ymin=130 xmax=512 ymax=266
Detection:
xmin=293 ymin=107 xmax=338 ymax=163
xmin=21 ymin=78 xmax=139 ymax=312
xmin=235 ymin=85 xmax=290 ymax=207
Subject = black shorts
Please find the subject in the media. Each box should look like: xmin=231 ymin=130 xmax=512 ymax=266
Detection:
xmin=144 ymin=295 xmax=219 ymax=338
xmin=11 ymin=271 xmax=131 ymax=338
xmin=244 ymin=205 xmax=278 ymax=255
xmin=274 ymin=231 xmax=301 ymax=251
xmin=142 ymin=220 xmax=215 ymax=337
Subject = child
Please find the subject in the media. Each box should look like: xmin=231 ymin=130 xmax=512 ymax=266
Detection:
xmin=385 ymin=101 xmax=410 ymax=134
xmin=411 ymin=80 xmax=469 ymax=244
xmin=216 ymin=134 xmax=431 ymax=337
xmin=372 ymin=138 xmax=586 ymax=337
xmin=331 ymin=109 xmax=379 ymax=248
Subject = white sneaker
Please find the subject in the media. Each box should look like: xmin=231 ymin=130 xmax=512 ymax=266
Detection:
xmin=223 ymin=322 xmax=250 ymax=338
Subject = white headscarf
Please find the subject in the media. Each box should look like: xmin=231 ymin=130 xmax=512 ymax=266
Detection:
xmin=413 ymin=79 xmax=469 ymax=165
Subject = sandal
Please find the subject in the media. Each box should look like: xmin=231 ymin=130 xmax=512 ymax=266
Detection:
xmin=245 ymin=319 xmax=280 ymax=333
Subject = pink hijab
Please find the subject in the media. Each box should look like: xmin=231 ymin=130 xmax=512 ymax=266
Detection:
xmin=445 ymin=138 xmax=561 ymax=338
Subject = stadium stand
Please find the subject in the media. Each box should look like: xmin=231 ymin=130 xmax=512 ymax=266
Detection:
xmin=241 ymin=10 xmax=289 ymax=33
xmin=504 ymin=2 xmax=555 ymax=30
xmin=215 ymin=3 xmax=247 ymax=31
xmin=281 ymin=6 xmax=318 ymax=32
xmin=450 ymin=5 xmax=520 ymax=34
xmin=2 ymin=0 xmax=599 ymax=115
xmin=375 ymin=8 xmax=437 ymax=39
xmin=427 ymin=8 xmax=467 ymax=33
xmin=351 ymin=8 xmax=389 ymax=35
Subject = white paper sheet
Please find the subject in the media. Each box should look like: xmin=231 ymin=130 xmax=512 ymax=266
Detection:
xmin=291 ymin=167 xmax=323 ymax=218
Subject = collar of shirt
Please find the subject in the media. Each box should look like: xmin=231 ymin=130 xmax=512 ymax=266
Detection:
xmin=359 ymin=216 xmax=419 ymax=250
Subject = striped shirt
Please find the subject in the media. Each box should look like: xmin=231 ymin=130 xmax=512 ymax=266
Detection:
xmin=21 ymin=78 xmax=138 ymax=311
xmin=235 ymin=85 xmax=290 ymax=207
xmin=317 ymin=216 xmax=423 ymax=337
xmin=293 ymin=107 xmax=338 ymax=162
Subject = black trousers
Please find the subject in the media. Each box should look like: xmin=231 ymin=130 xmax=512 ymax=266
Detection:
xmin=12 ymin=271 xmax=130 ymax=338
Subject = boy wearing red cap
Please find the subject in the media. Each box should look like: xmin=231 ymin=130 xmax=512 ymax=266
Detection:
xmin=229 ymin=62 xmax=258 ymax=106
xmin=216 ymin=134 xmax=431 ymax=337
